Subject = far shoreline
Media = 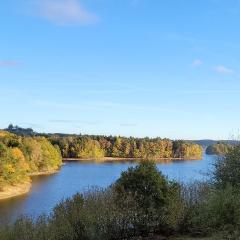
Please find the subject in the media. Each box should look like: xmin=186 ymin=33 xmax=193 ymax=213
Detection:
xmin=29 ymin=169 xmax=60 ymax=177
xmin=63 ymin=157 xmax=202 ymax=162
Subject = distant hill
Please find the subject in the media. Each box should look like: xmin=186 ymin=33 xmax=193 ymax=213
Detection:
xmin=192 ymin=140 xmax=218 ymax=147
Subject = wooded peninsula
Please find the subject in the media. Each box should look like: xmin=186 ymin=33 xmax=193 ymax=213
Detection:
xmin=0 ymin=131 xmax=62 ymax=200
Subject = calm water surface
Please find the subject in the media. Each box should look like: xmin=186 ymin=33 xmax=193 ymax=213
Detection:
xmin=0 ymin=154 xmax=217 ymax=223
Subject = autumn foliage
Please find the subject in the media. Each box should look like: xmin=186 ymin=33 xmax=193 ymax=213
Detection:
xmin=0 ymin=131 xmax=62 ymax=190
xmin=50 ymin=135 xmax=203 ymax=160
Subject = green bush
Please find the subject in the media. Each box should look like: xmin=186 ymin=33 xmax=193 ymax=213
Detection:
xmin=49 ymin=193 xmax=89 ymax=240
xmin=186 ymin=186 xmax=240 ymax=238
xmin=180 ymin=181 xmax=240 ymax=238
xmin=213 ymin=146 xmax=240 ymax=188
xmin=178 ymin=182 xmax=212 ymax=236
xmin=113 ymin=161 xmax=183 ymax=235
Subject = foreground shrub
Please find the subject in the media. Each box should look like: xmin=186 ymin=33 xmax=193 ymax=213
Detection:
xmin=113 ymin=161 xmax=183 ymax=236
xmin=213 ymin=145 xmax=240 ymax=188
xmin=196 ymin=186 xmax=240 ymax=235
xmin=0 ymin=162 xmax=184 ymax=240
xmin=0 ymin=215 xmax=50 ymax=240
xmin=49 ymin=193 xmax=89 ymax=240
xmin=178 ymin=181 xmax=212 ymax=236
xmin=180 ymin=183 xmax=240 ymax=238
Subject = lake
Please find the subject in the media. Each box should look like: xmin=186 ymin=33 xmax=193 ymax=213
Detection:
xmin=0 ymin=154 xmax=217 ymax=224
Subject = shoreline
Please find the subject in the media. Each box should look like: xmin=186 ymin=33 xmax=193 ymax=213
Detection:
xmin=0 ymin=169 xmax=60 ymax=200
xmin=29 ymin=169 xmax=59 ymax=177
xmin=63 ymin=157 xmax=201 ymax=162
xmin=0 ymin=182 xmax=31 ymax=201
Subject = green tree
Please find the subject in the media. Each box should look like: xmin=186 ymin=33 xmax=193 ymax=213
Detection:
xmin=77 ymin=138 xmax=104 ymax=159
xmin=213 ymin=145 xmax=240 ymax=188
xmin=113 ymin=161 xmax=183 ymax=235
xmin=36 ymin=137 xmax=62 ymax=171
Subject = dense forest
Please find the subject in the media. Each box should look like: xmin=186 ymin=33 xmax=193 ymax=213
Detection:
xmin=49 ymin=135 xmax=203 ymax=160
xmin=4 ymin=125 xmax=203 ymax=160
xmin=206 ymin=142 xmax=234 ymax=155
xmin=0 ymin=131 xmax=62 ymax=191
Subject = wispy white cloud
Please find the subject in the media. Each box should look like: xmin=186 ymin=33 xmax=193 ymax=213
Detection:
xmin=192 ymin=59 xmax=203 ymax=67
xmin=0 ymin=61 xmax=21 ymax=67
xmin=35 ymin=0 xmax=98 ymax=26
xmin=214 ymin=65 xmax=235 ymax=75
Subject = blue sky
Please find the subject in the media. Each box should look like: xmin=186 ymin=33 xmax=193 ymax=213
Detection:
xmin=1 ymin=0 xmax=240 ymax=139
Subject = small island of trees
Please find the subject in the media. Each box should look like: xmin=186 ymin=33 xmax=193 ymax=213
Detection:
xmin=206 ymin=142 xmax=234 ymax=155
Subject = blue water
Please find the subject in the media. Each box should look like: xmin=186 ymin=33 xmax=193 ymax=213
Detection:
xmin=0 ymin=154 xmax=217 ymax=223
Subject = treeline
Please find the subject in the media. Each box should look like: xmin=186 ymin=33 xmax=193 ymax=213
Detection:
xmin=49 ymin=135 xmax=203 ymax=160
xmin=2 ymin=146 xmax=240 ymax=239
xmin=0 ymin=131 xmax=62 ymax=191
xmin=206 ymin=142 xmax=234 ymax=155
xmin=4 ymin=125 xmax=203 ymax=160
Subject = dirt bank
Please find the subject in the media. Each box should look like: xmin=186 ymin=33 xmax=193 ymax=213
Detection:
xmin=0 ymin=182 xmax=31 ymax=201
